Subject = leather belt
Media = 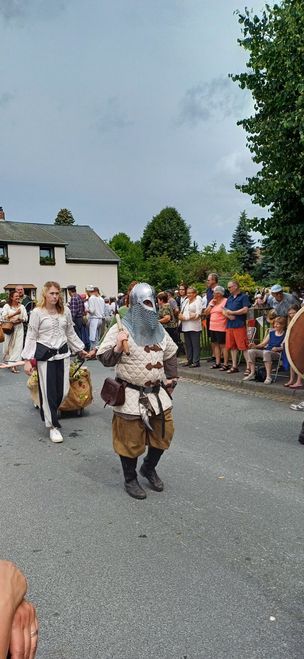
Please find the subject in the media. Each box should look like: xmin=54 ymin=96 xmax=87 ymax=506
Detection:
xmin=116 ymin=378 xmax=166 ymax=437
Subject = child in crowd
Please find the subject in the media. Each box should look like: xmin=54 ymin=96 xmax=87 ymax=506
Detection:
xmin=243 ymin=316 xmax=287 ymax=384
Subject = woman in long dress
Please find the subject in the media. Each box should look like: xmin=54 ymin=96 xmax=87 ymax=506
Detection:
xmin=1 ymin=290 xmax=27 ymax=373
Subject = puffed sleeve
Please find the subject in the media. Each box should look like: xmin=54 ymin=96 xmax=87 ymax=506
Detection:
xmin=1 ymin=304 xmax=10 ymax=320
xmin=21 ymin=308 xmax=41 ymax=360
xmin=64 ymin=308 xmax=85 ymax=353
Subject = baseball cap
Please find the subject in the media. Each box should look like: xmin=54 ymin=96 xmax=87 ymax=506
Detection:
xmin=86 ymin=285 xmax=95 ymax=292
xmin=270 ymin=284 xmax=283 ymax=293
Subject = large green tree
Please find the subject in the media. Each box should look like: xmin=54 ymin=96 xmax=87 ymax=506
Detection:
xmin=229 ymin=210 xmax=256 ymax=273
xmin=232 ymin=0 xmax=304 ymax=285
xmin=54 ymin=208 xmax=75 ymax=225
xmin=108 ymin=232 xmax=145 ymax=291
xmin=141 ymin=207 xmax=192 ymax=261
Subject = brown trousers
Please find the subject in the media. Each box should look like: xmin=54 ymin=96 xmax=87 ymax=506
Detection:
xmin=112 ymin=409 xmax=174 ymax=458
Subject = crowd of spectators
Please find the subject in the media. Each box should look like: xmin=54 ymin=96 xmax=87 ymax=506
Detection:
xmin=152 ymin=278 xmax=303 ymax=387
xmin=1 ymin=279 xmax=303 ymax=386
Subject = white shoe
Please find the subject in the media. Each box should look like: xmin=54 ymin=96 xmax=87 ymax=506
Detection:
xmin=264 ymin=377 xmax=272 ymax=385
xmin=243 ymin=372 xmax=255 ymax=381
xmin=50 ymin=427 xmax=63 ymax=443
xmin=290 ymin=401 xmax=304 ymax=411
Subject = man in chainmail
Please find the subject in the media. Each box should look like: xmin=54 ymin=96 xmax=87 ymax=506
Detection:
xmin=97 ymin=282 xmax=178 ymax=499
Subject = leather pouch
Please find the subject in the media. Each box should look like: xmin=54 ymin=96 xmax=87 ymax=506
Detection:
xmin=100 ymin=378 xmax=126 ymax=407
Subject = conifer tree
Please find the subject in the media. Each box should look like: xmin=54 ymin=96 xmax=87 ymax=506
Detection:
xmin=230 ymin=211 xmax=256 ymax=273
xmin=54 ymin=208 xmax=75 ymax=225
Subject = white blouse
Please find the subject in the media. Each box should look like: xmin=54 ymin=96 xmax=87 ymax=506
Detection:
xmin=21 ymin=307 xmax=84 ymax=360
xmin=181 ymin=296 xmax=203 ymax=332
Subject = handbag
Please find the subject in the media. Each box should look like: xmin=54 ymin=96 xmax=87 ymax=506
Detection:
xmin=100 ymin=377 xmax=126 ymax=407
xmin=1 ymin=320 xmax=14 ymax=335
xmin=255 ymin=365 xmax=267 ymax=382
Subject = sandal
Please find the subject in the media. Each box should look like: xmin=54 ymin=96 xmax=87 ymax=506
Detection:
xmin=243 ymin=370 xmax=251 ymax=376
xmin=210 ymin=364 xmax=221 ymax=369
xmin=227 ymin=367 xmax=239 ymax=374
xmin=219 ymin=365 xmax=229 ymax=371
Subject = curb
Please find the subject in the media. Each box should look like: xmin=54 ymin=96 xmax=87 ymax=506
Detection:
xmin=177 ymin=362 xmax=304 ymax=402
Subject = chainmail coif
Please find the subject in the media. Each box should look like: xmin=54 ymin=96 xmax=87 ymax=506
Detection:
xmin=123 ymin=303 xmax=165 ymax=347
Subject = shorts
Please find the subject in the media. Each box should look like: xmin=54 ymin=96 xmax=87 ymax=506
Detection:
xmin=209 ymin=330 xmax=226 ymax=344
xmin=225 ymin=326 xmax=248 ymax=351
xmin=112 ymin=409 xmax=175 ymax=458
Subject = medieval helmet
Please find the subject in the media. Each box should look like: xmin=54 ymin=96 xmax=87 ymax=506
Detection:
xmin=129 ymin=283 xmax=156 ymax=313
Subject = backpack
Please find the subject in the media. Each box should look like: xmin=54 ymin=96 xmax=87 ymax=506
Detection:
xmin=255 ymin=365 xmax=266 ymax=382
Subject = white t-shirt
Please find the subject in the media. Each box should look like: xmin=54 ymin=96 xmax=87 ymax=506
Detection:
xmin=88 ymin=295 xmax=105 ymax=319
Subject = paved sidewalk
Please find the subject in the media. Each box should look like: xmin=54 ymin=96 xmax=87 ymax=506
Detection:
xmin=178 ymin=357 xmax=304 ymax=401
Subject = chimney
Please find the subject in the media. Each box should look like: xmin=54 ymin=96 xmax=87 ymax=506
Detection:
xmin=0 ymin=207 xmax=5 ymax=221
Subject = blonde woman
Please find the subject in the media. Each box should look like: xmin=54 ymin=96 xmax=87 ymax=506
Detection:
xmin=22 ymin=282 xmax=87 ymax=443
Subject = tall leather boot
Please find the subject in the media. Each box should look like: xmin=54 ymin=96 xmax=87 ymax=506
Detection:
xmin=119 ymin=456 xmax=147 ymax=499
xmin=139 ymin=447 xmax=164 ymax=492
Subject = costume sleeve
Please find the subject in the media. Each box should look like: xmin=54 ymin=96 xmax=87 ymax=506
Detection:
xmin=97 ymin=325 xmax=119 ymax=354
xmin=21 ymin=309 xmax=41 ymax=360
xmin=163 ymin=331 xmax=178 ymax=361
xmin=20 ymin=305 xmax=28 ymax=322
xmin=164 ymin=354 xmax=178 ymax=379
xmin=98 ymin=347 xmax=123 ymax=367
xmin=1 ymin=304 xmax=11 ymax=320
xmin=65 ymin=308 xmax=85 ymax=353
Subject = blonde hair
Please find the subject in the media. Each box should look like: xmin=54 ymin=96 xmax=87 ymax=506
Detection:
xmin=266 ymin=309 xmax=277 ymax=323
xmin=274 ymin=315 xmax=287 ymax=330
xmin=37 ymin=281 xmax=64 ymax=314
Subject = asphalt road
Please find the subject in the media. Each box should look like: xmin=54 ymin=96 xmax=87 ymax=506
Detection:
xmin=0 ymin=362 xmax=304 ymax=659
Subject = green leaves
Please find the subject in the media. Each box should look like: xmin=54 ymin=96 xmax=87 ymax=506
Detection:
xmin=141 ymin=207 xmax=192 ymax=262
xmin=232 ymin=0 xmax=304 ymax=284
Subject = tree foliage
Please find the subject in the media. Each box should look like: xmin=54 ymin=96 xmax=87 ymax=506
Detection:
xmin=108 ymin=233 xmax=145 ymax=291
xmin=141 ymin=207 xmax=192 ymax=261
xmin=232 ymin=1 xmax=304 ymax=285
xmin=54 ymin=208 xmax=75 ymax=225
xmin=229 ymin=210 xmax=257 ymax=273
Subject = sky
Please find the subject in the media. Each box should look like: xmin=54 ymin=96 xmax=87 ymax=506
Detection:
xmin=0 ymin=0 xmax=270 ymax=248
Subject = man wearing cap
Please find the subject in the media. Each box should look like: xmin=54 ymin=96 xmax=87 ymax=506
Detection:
xmin=268 ymin=285 xmax=297 ymax=316
xmin=67 ymin=285 xmax=85 ymax=340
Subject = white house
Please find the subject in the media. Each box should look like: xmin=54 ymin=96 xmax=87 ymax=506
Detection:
xmin=0 ymin=208 xmax=120 ymax=299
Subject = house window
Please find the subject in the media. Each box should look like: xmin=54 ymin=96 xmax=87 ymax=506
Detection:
xmin=40 ymin=246 xmax=55 ymax=265
xmin=0 ymin=244 xmax=9 ymax=264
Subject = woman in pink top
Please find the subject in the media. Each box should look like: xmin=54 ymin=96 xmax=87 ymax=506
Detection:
xmin=205 ymin=286 xmax=228 ymax=369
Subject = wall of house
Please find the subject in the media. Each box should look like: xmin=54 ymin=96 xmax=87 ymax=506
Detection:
xmin=0 ymin=245 xmax=118 ymax=297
